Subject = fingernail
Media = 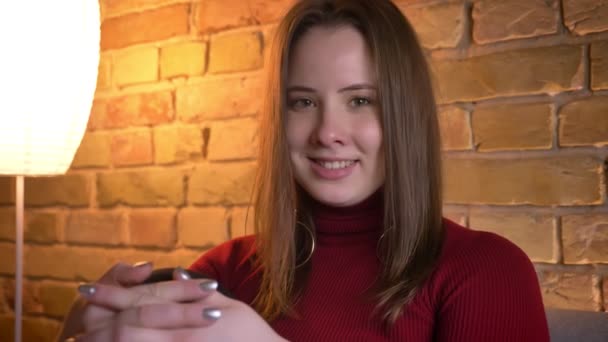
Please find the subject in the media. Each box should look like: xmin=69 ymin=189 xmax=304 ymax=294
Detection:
xmin=173 ymin=266 xmax=191 ymax=280
xmin=133 ymin=261 xmax=152 ymax=269
xmin=200 ymin=279 xmax=218 ymax=292
xmin=78 ymin=284 xmax=96 ymax=297
xmin=65 ymin=338 xmax=76 ymax=342
xmin=202 ymin=308 xmax=222 ymax=321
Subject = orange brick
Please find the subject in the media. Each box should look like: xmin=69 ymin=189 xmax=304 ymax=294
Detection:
xmin=24 ymin=244 xmax=200 ymax=282
xmin=71 ymin=132 xmax=112 ymax=168
xmin=102 ymin=0 xmax=190 ymax=18
xmin=438 ymin=106 xmax=471 ymax=151
xmin=88 ymin=99 xmax=107 ymax=131
xmin=539 ymin=271 xmax=595 ymax=310
xmin=0 ymin=316 xmax=61 ymax=342
xmin=0 ymin=243 xmax=15 ymax=274
xmin=591 ymin=41 xmax=608 ymax=90
xmin=472 ymin=103 xmax=552 ymax=151
xmin=176 ymin=76 xmax=262 ymax=121
xmin=472 ymin=0 xmax=558 ymax=44
xmin=113 ymin=47 xmax=158 ymax=86
xmin=97 ymin=169 xmax=185 ymax=207
xmin=0 ymin=210 xmax=60 ymax=243
xmin=443 ymin=156 xmax=603 ymax=206
xmin=0 ymin=315 xmax=11 ymax=341
xmin=208 ymin=118 xmax=258 ymax=161
xmin=208 ymin=31 xmax=263 ymax=74
xmin=189 ymin=162 xmax=257 ymax=205
xmin=230 ymin=206 xmax=255 ymax=238
xmin=196 ymin=0 xmax=253 ymax=33
xmin=432 ymin=45 xmax=583 ymax=103
xmin=3 ymin=279 xmax=44 ymax=315
xmin=0 ymin=279 xmax=13 ymax=314
xmin=251 ymin=0 xmax=297 ymax=24
xmin=400 ymin=2 xmax=465 ymax=49
xmin=442 ymin=210 xmax=467 ymax=227
xmin=101 ymin=4 xmax=190 ymax=50
xmin=178 ymin=207 xmax=228 ymax=247
xmin=562 ymin=214 xmax=608 ymax=264
xmin=39 ymin=282 xmax=78 ymax=318
xmin=25 ymin=212 xmax=60 ymax=244
xmin=469 ymin=211 xmax=553 ymax=262
xmin=65 ymin=210 xmax=125 ymax=246
xmin=559 ymin=96 xmax=608 ymax=147
xmin=0 ymin=278 xmax=58 ymax=315
xmin=154 ymin=125 xmax=204 ymax=165
xmin=160 ymin=41 xmax=207 ymax=79
xmin=25 ymin=175 xmax=90 ymax=207
xmin=129 ymin=208 xmax=177 ymax=248
xmin=604 ymin=279 xmax=608 ymax=309
xmin=110 ymin=129 xmax=154 ymax=167
xmin=196 ymin=0 xmax=296 ymax=33
xmin=96 ymin=53 xmax=112 ymax=90
xmin=95 ymin=91 xmax=174 ymax=129
xmin=563 ymin=0 xmax=608 ymax=36
xmin=0 ymin=209 xmax=12 ymax=241
xmin=0 ymin=177 xmax=13 ymax=205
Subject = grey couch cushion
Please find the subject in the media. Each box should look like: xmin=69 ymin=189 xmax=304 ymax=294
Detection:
xmin=546 ymin=308 xmax=608 ymax=342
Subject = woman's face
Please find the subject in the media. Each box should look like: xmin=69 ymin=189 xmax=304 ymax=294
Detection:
xmin=286 ymin=25 xmax=384 ymax=207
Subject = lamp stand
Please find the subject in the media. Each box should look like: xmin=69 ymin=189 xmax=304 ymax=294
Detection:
xmin=14 ymin=175 xmax=23 ymax=342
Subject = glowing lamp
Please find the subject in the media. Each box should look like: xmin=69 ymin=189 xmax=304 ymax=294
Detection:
xmin=0 ymin=2 xmax=100 ymax=341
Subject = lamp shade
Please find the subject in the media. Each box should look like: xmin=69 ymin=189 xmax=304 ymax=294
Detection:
xmin=0 ymin=1 xmax=100 ymax=176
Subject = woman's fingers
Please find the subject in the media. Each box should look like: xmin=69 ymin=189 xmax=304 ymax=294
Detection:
xmin=78 ymin=279 xmax=219 ymax=311
xmin=97 ymin=261 xmax=154 ymax=287
xmin=114 ymin=261 xmax=155 ymax=286
xmin=173 ymin=267 xmax=192 ymax=281
xmin=73 ymin=324 xmax=173 ymax=342
xmin=115 ymin=300 xmax=223 ymax=329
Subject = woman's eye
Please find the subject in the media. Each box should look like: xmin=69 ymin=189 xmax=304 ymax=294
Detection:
xmin=289 ymin=98 xmax=314 ymax=109
xmin=351 ymin=97 xmax=371 ymax=106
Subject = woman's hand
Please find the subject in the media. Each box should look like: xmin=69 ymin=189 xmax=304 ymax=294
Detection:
xmin=78 ymin=274 xmax=218 ymax=332
xmin=57 ymin=261 xmax=155 ymax=341
xmin=71 ymin=281 xmax=286 ymax=342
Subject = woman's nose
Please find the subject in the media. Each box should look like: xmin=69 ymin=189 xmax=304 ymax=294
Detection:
xmin=310 ymin=107 xmax=347 ymax=147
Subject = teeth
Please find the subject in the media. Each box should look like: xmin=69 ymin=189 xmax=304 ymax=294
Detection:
xmin=318 ymin=160 xmax=355 ymax=169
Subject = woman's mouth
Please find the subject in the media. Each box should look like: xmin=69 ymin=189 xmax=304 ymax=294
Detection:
xmin=312 ymin=159 xmax=357 ymax=169
xmin=308 ymin=158 xmax=359 ymax=180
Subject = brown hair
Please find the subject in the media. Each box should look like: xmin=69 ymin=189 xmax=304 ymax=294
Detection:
xmin=253 ymin=0 xmax=444 ymax=325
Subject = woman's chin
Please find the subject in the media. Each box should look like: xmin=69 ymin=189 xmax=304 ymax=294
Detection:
xmin=306 ymin=187 xmax=363 ymax=207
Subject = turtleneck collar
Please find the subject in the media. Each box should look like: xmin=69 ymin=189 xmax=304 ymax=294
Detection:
xmin=304 ymin=188 xmax=384 ymax=245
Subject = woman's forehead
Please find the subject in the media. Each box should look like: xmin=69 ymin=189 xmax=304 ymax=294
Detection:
xmin=287 ymin=26 xmax=377 ymax=88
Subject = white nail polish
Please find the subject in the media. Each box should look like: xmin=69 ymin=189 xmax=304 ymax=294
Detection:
xmin=203 ymin=308 xmax=222 ymax=321
xmin=133 ymin=261 xmax=152 ymax=269
xmin=200 ymin=279 xmax=218 ymax=291
xmin=173 ymin=266 xmax=191 ymax=280
xmin=78 ymin=284 xmax=96 ymax=297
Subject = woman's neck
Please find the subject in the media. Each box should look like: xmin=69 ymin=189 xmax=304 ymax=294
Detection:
xmin=302 ymin=188 xmax=385 ymax=244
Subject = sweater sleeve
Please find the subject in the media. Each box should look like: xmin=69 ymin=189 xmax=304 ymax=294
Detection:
xmin=434 ymin=231 xmax=550 ymax=342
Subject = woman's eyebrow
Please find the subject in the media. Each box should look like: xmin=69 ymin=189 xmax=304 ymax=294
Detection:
xmin=286 ymin=84 xmax=377 ymax=93
xmin=338 ymin=83 xmax=377 ymax=92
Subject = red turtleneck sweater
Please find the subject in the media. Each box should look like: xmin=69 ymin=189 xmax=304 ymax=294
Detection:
xmin=189 ymin=194 xmax=549 ymax=341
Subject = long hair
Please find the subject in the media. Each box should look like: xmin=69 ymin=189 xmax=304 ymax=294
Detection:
xmin=252 ymin=0 xmax=444 ymax=325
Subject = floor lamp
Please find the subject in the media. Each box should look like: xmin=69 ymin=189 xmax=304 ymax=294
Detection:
xmin=0 ymin=2 xmax=100 ymax=341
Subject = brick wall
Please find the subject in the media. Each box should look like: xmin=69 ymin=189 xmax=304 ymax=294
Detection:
xmin=0 ymin=0 xmax=607 ymax=340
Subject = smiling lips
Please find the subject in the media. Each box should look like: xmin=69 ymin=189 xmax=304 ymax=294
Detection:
xmin=309 ymin=158 xmax=358 ymax=180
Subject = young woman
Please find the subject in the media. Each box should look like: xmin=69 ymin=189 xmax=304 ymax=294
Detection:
xmin=58 ymin=0 xmax=550 ymax=341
